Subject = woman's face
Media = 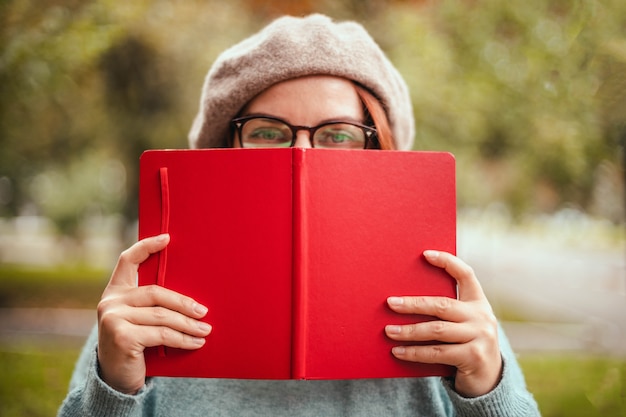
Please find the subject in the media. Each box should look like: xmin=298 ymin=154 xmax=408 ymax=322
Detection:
xmin=235 ymin=75 xmax=365 ymax=148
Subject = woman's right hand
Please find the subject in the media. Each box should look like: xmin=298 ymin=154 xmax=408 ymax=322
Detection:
xmin=96 ymin=234 xmax=212 ymax=394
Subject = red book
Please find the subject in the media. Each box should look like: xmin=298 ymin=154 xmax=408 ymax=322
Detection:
xmin=138 ymin=148 xmax=457 ymax=380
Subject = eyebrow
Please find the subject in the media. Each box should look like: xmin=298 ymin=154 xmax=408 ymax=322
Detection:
xmin=241 ymin=113 xmax=366 ymax=126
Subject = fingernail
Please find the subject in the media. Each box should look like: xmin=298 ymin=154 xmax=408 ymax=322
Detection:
xmin=156 ymin=233 xmax=169 ymax=242
xmin=192 ymin=337 xmax=206 ymax=346
xmin=424 ymin=250 xmax=439 ymax=260
xmin=388 ymin=297 xmax=404 ymax=306
xmin=193 ymin=303 xmax=208 ymax=316
xmin=197 ymin=321 xmax=212 ymax=333
xmin=386 ymin=325 xmax=402 ymax=334
xmin=392 ymin=346 xmax=406 ymax=355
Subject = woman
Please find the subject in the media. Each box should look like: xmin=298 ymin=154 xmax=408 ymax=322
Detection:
xmin=58 ymin=14 xmax=540 ymax=416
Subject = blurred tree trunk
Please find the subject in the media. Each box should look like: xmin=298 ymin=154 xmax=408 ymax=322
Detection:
xmin=99 ymin=35 xmax=175 ymax=234
xmin=595 ymin=42 xmax=626 ymax=223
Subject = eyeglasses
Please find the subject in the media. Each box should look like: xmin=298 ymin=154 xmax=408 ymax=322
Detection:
xmin=231 ymin=115 xmax=378 ymax=149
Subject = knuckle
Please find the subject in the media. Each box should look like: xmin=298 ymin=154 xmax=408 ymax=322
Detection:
xmin=143 ymin=285 xmax=161 ymax=303
xmin=158 ymin=326 xmax=174 ymax=344
xmin=118 ymin=240 xmax=148 ymax=265
xmin=466 ymin=342 xmax=486 ymax=363
xmin=96 ymin=298 xmax=112 ymax=319
xmin=407 ymin=297 xmax=421 ymax=310
xmin=179 ymin=296 xmax=195 ymax=313
xmin=402 ymin=324 xmax=417 ymax=337
xmin=433 ymin=297 xmax=451 ymax=316
xmin=152 ymin=306 xmax=168 ymax=322
xmin=466 ymin=264 xmax=476 ymax=276
xmin=97 ymin=305 xmax=113 ymax=324
xmin=118 ymin=248 xmax=135 ymax=265
xmin=186 ymin=316 xmax=201 ymax=332
xmin=475 ymin=310 xmax=498 ymax=334
xmin=97 ymin=298 xmax=122 ymax=324
xmin=427 ymin=345 xmax=445 ymax=361
xmin=479 ymin=321 xmax=498 ymax=343
xmin=409 ymin=296 xmax=429 ymax=311
xmin=459 ymin=263 xmax=475 ymax=278
xmin=430 ymin=320 xmax=447 ymax=337
xmin=485 ymin=311 xmax=498 ymax=326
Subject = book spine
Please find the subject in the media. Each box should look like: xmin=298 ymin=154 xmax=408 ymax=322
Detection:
xmin=291 ymin=148 xmax=308 ymax=379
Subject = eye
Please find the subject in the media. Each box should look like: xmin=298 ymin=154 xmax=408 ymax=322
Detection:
xmin=241 ymin=118 xmax=292 ymax=147
xmin=333 ymin=131 xmax=353 ymax=143
xmin=314 ymin=125 xmax=364 ymax=148
xmin=249 ymin=127 xmax=286 ymax=141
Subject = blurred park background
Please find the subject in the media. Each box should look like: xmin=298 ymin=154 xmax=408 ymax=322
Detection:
xmin=0 ymin=0 xmax=624 ymax=416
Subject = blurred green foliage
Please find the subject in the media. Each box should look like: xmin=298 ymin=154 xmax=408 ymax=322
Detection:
xmin=0 ymin=344 xmax=78 ymax=417
xmin=384 ymin=0 xmax=625 ymax=220
xmin=0 ymin=264 xmax=106 ymax=308
xmin=0 ymin=0 xmax=624 ymax=237
xmin=522 ymin=355 xmax=626 ymax=417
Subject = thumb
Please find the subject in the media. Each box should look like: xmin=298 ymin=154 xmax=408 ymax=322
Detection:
xmin=109 ymin=234 xmax=170 ymax=287
xmin=423 ymin=250 xmax=485 ymax=302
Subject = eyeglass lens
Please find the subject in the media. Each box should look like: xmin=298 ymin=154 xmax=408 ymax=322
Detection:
xmin=238 ymin=118 xmax=369 ymax=149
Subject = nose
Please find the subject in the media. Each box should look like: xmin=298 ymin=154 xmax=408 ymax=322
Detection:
xmin=293 ymin=130 xmax=313 ymax=148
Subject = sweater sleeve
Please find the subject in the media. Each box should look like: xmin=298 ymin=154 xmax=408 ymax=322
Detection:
xmin=57 ymin=326 xmax=154 ymax=417
xmin=442 ymin=324 xmax=541 ymax=417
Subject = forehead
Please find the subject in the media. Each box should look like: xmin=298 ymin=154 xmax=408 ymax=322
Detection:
xmin=243 ymin=75 xmax=364 ymax=124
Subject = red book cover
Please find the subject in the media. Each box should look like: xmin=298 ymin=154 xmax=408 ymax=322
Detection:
xmin=138 ymin=148 xmax=457 ymax=380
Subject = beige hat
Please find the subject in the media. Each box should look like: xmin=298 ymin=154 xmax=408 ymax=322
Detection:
xmin=189 ymin=14 xmax=414 ymax=150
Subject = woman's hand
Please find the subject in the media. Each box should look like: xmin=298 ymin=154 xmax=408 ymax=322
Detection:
xmin=96 ymin=234 xmax=212 ymax=394
xmin=385 ymin=250 xmax=502 ymax=398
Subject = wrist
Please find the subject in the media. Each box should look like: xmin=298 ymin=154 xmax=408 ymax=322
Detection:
xmin=454 ymin=355 xmax=503 ymax=398
xmin=96 ymin=347 xmax=145 ymax=395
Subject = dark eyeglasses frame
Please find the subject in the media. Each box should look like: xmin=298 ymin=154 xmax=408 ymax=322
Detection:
xmin=230 ymin=115 xmax=379 ymax=149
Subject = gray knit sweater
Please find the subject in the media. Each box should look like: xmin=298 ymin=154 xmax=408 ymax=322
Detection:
xmin=57 ymin=325 xmax=540 ymax=416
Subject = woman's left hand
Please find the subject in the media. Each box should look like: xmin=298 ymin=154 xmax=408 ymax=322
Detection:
xmin=385 ymin=250 xmax=502 ymax=398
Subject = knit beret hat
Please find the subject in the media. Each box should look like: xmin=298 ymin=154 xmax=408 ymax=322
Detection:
xmin=189 ymin=14 xmax=414 ymax=150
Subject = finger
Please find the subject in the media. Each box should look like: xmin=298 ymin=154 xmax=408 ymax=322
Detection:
xmin=110 ymin=234 xmax=170 ymax=287
xmin=109 ymin=284 xmax=209 ymax=319
xmin=385 ymin=321 xmax=473 ymax=344
xmin=104 ymin=320 xmax=208 ymax=351
xmin=98 ymin=304 xmax=211 ymax=354
xmin=125 ymin=306 xmax=213 ymax=338
xmin=390 ymin=342 xmax=465 ymax=366
xmin=387 ymin=295 xmax=470 ymax=322
xmin=142 ymin=325 xmax=208 ymax=350
xmin=423 ymin=250 xmax=485 ymax=301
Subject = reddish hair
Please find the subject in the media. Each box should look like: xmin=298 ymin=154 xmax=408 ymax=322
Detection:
xmin=354 ymin=84 xmax=395 ymax=150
